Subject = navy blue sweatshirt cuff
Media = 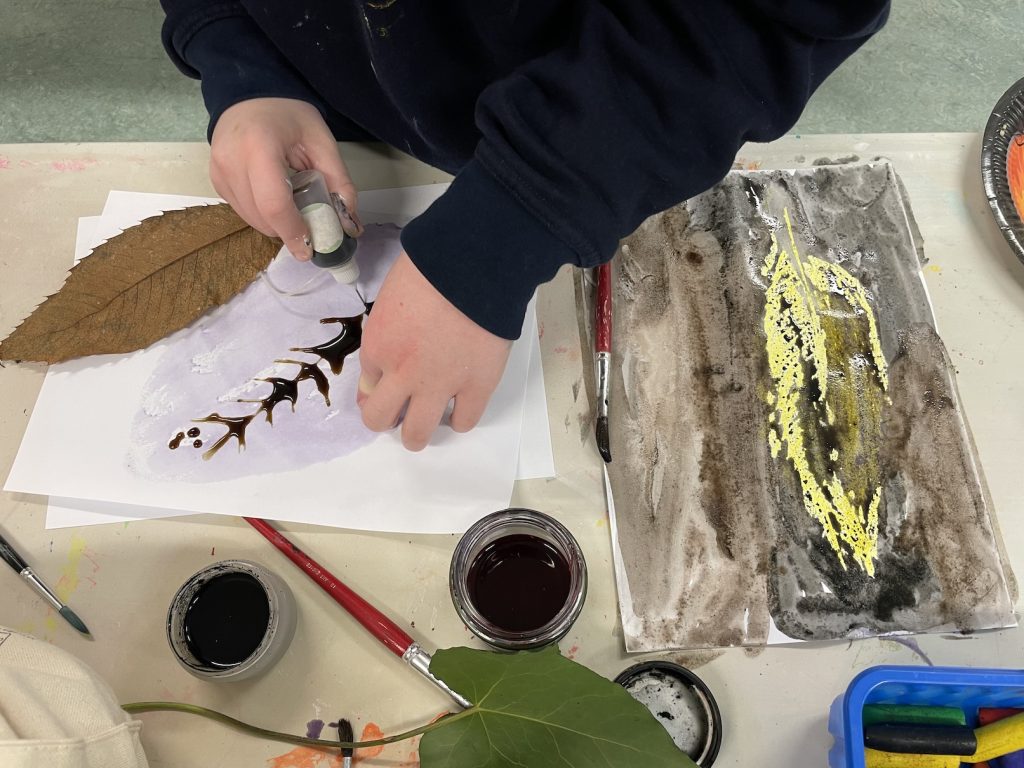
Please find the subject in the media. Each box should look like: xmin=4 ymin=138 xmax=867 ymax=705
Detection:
xmin=161 ymin=5 xmax=328 ymax=139
xmin=401 ymin=160 xmax=576 ymax=340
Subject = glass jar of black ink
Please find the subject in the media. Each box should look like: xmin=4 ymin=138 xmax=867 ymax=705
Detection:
xmin=166 ymin=560 xmax=297 ymax=682
xmin=450 ymin=508 xmax=587 ymax=651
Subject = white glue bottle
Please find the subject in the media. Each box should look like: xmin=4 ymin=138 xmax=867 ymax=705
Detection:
xmin=290 ymin=169 xmax=359 ymax=285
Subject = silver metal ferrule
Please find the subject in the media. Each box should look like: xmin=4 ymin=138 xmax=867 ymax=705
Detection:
xmin=595 ymin=352 xmax=611 ymax=418
xmin=402 ymin=643 xmax=472 ymax=709
xmin=21 ymin=569 xmax=64 ymax=611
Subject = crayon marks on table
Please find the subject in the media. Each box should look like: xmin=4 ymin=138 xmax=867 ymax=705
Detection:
xmin=56 ymin=533 xmax=93 ymax=603
xmin=266 ymin=721 xmax=421 ymax=768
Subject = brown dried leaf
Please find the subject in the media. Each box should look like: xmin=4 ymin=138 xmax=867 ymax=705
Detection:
xmin=0 ymin=204 xmax=280 ymax=364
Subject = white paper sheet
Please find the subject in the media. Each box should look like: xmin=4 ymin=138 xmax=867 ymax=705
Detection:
xmin=96 ymin=190 xmax=552 ymax=483
xmin=8 ymin=187 xmax=552 ymax=533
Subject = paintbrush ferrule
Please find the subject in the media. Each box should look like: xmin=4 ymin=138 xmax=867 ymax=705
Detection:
xmin=21 ymin=568 xmax=64 ymax=612
xmin=402 ymin=643 xmax=472 ymax=709
xmin=595 ymin=352 xmax=610 ymax=419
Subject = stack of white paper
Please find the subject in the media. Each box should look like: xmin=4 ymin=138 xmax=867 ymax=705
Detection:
xmin=5 ymin=187 xmax=553 ymax=532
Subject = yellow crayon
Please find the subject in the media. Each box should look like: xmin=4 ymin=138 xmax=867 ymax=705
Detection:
xmin=965 ymin=711 xmax=1024 ymax=763
xmin=864 ymin=748 xmax=959 ymax=768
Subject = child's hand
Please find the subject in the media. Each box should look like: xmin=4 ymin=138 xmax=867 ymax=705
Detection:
xmin=210 ymin=98 xmax=359 ymax=260
xmin=357 ymin=252 xmax=512 ymax=451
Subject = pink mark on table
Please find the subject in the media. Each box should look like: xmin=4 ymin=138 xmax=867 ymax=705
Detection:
xmin=158 ymin=682 xmax=198 ymax=703
xmin=50 ymin=158 xmax=98 ymax=172
xmin=566 ymin=644 xmax=580 ymax=660
xmin=0 ymin=156 xmax=9 ymax=170
xmin=553 ymin=345 xmax=569 ymax=354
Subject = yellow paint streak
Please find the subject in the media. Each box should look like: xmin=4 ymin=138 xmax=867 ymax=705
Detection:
xmin=56 ymin=534 xmax=88 ymax=603
xmin=762 ymin=209 xmax=888 ymax=575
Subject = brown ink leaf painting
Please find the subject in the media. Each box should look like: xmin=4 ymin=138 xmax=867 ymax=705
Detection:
xmin=604 ymin=163 xmax=1016 ymax=650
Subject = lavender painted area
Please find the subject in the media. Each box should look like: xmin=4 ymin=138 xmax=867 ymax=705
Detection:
xmin=128 ymin=224 xmax=403 ymax=482
xmin=306 ymin=719 xmax=326 ymax=739
xmin=887 ymin=636 xmax=935 ymax=666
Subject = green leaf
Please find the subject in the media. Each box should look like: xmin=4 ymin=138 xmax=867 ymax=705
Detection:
xmin=424 ymin=646 xmax=694 ymax=768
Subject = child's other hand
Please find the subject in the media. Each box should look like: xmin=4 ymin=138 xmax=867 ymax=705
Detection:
xmin=210 ymin=98 xmax=358 ymax=260
xmin=357 ymin=252 xmax=512 ymax=451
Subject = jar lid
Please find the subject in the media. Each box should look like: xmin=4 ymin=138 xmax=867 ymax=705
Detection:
xmin=614 ymin=660 xmax=723 ymax=767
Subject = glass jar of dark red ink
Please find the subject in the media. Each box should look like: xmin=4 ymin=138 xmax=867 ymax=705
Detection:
xmin=449 ymin=508 xmax=587 ymax=651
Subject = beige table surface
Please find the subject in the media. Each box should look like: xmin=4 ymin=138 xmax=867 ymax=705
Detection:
xmin=1 ymin=135 xmax=1022 ymax=768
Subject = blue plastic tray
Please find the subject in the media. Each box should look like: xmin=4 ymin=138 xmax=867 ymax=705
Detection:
xmin=829 ymin=665 xmax=1024 ymax=768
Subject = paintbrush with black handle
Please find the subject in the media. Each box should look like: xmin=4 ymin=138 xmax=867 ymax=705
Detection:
xmin=337 ymin=718 xmax=354 ymax=768
xmin=595 ymin=262 xmax=612 ymax=462
xmin=0 ymin=528 xmax=92 ymax=638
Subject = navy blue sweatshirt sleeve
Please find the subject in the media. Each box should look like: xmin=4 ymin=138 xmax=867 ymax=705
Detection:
xmin=160 ymin=0 xmax=889 ymax=340
xmin=160 ymin=1 xmax=330 ymax=139
xmin=402 ymin=1 xmax=890 ymax=338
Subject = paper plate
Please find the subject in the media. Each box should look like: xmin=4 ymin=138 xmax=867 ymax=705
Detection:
xmin=982 ymin=76 xmax=1024 ymax=264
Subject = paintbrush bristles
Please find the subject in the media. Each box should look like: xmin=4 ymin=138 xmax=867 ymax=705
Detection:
xmin=337 ymin=718 xmax=354 ymax=758
xmin=59 ymin=605 xmax=92 ymax=638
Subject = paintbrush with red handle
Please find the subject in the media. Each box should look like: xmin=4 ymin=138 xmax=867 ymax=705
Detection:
xmin=243 ymin=517 xmax=471 ymax=708
xmin=595 ymin=262 xmax=612 ymax=463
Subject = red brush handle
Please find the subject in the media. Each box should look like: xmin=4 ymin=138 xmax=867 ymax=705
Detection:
xmin=243 ymin=517 xmax=413 ymax=658
xmin=595 ymin=262 xmax=612 ymax=353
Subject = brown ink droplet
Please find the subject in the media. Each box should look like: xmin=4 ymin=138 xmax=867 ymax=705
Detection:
xmin=291 ymin=315 xmax=363 ymax=375
xmin=187 ymin=427 xmax=201 ymax=438
xmin=168 ymin=432 xmax=186 ymax=450
xmin=276 ymin=359 xmax=332 ymax=406
xmin=193 ymin=439 xmax=203 ymax=448
xmin=193 ymin=413 xmax=256 ymax=460
xmin=240 ymin=378 xmax=299 ymax=424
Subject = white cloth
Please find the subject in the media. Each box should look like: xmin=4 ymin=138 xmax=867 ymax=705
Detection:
xmin=0 ymin=627 xmax=148 ymax=768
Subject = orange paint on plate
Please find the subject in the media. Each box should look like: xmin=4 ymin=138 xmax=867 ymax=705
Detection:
xmin=355 ymin=723 xmax=385 ymax=762
xmin=1008 ymin=133 xmax=1024 ymax=220
xmin=267 ymin=747 xmax=340 ymax=768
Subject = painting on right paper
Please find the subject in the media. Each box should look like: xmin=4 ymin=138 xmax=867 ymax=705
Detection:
xmin=606 ymin=163 xmax=1017 ymax=651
